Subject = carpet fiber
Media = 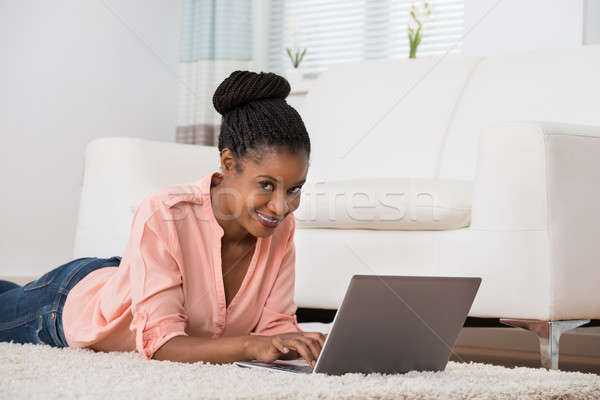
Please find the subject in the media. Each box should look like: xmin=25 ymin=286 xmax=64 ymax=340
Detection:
xmin=2 ymin=342 xmax=600 ymax=399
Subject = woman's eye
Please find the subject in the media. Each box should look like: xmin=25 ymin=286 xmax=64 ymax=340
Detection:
xmin=259 ymin=182 xmax=274 ymax=192
xmin=289 ymin=186 xmax=302 ymax=195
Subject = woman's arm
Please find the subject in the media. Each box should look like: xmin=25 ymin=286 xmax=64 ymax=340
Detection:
xmin=152 ymin=332 xmax=326 ymax=366
xmin=152 ymin=334 xmax=253 ymax=364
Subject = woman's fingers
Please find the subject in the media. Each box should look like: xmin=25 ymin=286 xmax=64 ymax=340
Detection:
xmin=282 ymin=338 xmax=316 ymax=368
xmin=302 ymin=331 xmax=327 ymax=347
xmin=295 ymin=336 xmax=322 ymax=361
xmin=271 ymin=336 xmax=289 ymax=354
xmin=270 ymin=332 xmax=328 ymax=367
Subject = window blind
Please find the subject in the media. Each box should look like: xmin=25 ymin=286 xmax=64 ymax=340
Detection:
xmin=268 ymin=0 xmax=464 ymax=77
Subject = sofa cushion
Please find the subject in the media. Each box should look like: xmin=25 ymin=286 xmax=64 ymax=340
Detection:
xmin=294 ymin=178 xmax=472 ymax=230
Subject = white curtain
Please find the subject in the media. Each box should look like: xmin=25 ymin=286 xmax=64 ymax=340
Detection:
xmin=176 ymin=0 xmax=258 ymax=145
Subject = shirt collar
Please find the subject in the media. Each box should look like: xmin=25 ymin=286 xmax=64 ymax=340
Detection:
xmin=196 ymin=170 xmax=224 ymax=196
xmin=196 ymin=171 xmax=225 ymax=238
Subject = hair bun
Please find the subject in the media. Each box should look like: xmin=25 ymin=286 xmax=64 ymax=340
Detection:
xmin=212 ymin=70 xmax=291 ymax=115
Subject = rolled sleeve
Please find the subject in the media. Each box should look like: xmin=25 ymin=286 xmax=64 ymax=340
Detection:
xmin=128 ymin=219 xmax=189 ymax=360
xmin=251 ymin=217 xmax=304 ymax=336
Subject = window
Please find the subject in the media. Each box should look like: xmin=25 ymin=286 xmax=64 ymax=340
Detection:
xmin=268 ymin=0 xmax=464 ymax=77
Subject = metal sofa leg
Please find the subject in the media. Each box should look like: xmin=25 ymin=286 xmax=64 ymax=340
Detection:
xmin=499 ymin=318 xmax=589 ymax=370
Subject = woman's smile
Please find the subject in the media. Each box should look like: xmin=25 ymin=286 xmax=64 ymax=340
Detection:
xmin=254 ymin=210 xmax=283 ymax=228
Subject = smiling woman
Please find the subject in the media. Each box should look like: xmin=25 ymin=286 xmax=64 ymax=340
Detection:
xmin=209 ymin=69 xmax=311 ymax=244
xmin=0 ymin=71 xmax=326 ymax=369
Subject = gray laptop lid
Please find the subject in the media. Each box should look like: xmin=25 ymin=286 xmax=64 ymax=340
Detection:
xmin=314 ymin=275 xmax=481 ymax=375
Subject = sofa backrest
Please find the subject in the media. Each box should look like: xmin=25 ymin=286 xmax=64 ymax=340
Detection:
xmin=300 ymin=44 xmax=600 ymax=182
xmin=300 ymin=56 xmax=482 ymax=183
xmin=73 ymin=137 xmax=219 ymax=259
xmin=440 ymin=44 xmax=600 ymax=180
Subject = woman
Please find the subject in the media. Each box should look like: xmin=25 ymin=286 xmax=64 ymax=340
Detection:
xmin=0 ymin=71 xmax=326 ymax=367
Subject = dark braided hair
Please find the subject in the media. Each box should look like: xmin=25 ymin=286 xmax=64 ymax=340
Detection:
xmin=213 ymin=70 xmax=311 ymax=174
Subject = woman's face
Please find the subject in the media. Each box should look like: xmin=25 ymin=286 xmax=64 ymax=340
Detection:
xmin=216 ymin=146 xmax=309 ymax=239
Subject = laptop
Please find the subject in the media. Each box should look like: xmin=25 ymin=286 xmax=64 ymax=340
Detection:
xmin=235 ymin=275 xmax=481 ymax=375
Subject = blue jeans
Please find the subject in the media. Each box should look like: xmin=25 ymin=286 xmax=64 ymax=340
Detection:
xmin=0 ymin=256 xmax=122 ymax=347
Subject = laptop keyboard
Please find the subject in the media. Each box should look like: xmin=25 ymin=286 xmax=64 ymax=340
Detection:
xmin=235 ymin=361 xmax=314 ymax=374
xmin=268 ymin=363 xmax=313 ymax=374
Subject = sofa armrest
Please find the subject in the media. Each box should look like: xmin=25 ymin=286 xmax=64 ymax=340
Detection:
xmin=471 ymin=121 xmax=600 ymax=319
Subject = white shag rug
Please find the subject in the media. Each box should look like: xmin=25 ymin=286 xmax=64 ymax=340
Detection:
xmin=2 ymin=342 xmax=600 ymax=400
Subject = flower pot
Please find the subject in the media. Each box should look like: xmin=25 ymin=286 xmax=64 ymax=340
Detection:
xmin=285 ymin=68 xmax=303 ymax=89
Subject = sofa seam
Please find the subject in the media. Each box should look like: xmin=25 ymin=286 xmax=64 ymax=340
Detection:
xmin=495 ymin=122 xmax=600 ymax=140
xmin=544 ymin=133 xmax=600 ymax=139
xmin=541 ymin=128 xmax=554 ymax=321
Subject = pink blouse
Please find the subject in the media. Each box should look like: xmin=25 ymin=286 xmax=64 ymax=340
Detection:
xmin=62 ymin=171 xmax=303 ymax=360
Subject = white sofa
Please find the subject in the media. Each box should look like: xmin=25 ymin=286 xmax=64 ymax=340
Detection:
xmin=290 ymin=44 xmax=600 ymax=369
xmin=294 ymin=45 xmax=600 ymax=322
xmin=9 ymin=45 xmax=599 ymax=369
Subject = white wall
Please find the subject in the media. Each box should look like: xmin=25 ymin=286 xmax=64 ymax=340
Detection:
xmin=585 ymin=0 xmax=600 ymax=44
xmin=0 ymin=0 xmax=181 ymax=276
xmin=464 ymin=0 xmax=583 ymax=56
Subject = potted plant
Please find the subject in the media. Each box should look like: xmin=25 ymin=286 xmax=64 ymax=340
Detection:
xmin=285 ymin=19 xmax=307 ymax=87
xmin=285 ymin=47 xmax=307 ymax=85
xmin=408 ymin=1 xmax=432 ymax=59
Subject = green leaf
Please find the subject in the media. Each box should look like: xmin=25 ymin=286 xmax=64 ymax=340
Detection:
xmin=297 ymin=48 xmax=307 ymax=65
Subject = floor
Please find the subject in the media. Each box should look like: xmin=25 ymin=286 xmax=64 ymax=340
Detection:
xmin=451 ymin=326 xmax=600 ymax=374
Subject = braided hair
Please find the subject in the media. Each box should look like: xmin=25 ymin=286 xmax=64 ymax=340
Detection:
xmin=212 ymin=70 xmax=311 ymax=174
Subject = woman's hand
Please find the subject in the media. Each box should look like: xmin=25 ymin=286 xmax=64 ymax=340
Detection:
xmin=247 ymin=331 xmax=328 ymax=368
